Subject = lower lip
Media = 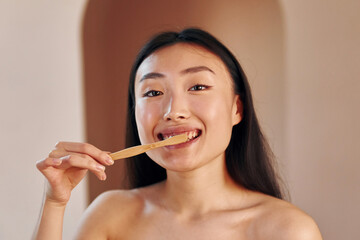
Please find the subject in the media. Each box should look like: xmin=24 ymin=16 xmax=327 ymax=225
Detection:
xmin=164 ymin=135 xmax=200 ymax=150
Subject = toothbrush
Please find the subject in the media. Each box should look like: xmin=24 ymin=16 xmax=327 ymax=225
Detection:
xmin=109 ymin=133 xmax=188 ymax=160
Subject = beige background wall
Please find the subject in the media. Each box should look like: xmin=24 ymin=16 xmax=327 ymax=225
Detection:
xmin=1 ymin=0 xmax=359 ymax=239
xmin=0 ymin=1 xmax=87 ymax=239
xmin=281 ymin=1 xmax=360 ymax=239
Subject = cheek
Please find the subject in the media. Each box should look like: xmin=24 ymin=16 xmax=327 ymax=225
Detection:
xmin=191 ymin=94 xmax=235 ymax=146
xmin=192 ymin=94 xmax=234 ymax=126
xmin=135 ymin=100 xmax=162 ymax=143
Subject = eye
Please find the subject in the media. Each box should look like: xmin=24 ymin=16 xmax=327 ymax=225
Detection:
xmin=143 ymin=90 xmax=163 ymax=97
xmin=189 ymin=84 xmax=211 ymax=91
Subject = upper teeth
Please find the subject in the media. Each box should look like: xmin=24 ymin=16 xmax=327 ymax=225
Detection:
xmin=187 ymin=130 xmax=199 ymax=140
xmin=162 ymin=130 xmax=199 ymax=141
xmin=188 ymin=131 xmax=195 ymax=139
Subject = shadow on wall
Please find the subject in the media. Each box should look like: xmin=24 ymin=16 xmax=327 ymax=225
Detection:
xmin=82 ymin=0 xmax=285 ymax=203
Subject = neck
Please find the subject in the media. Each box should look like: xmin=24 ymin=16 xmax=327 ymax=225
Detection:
xmin=161 ymin=156 xmax=246 ymax=218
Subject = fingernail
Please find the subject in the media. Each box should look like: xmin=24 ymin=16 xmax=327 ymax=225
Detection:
xmin=96 ymin=164 xmax=105 ymax=171
xmin=60 ymin=155 xmax=70 ymax=160
xmin=53 ymin=158 xmax=62 ymax=165
xmin=105 ymin=156 xmax=114 ymax=165
xmin=101 ymin=174 xmax=107 ymax=181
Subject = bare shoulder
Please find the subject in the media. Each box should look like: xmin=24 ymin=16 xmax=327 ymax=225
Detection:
xmin=74 ymin=189 xmax=146 ymax=239
xmin=251 ymin=194 xmax=323 ymax=240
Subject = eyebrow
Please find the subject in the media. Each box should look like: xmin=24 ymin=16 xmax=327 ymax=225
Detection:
xmin=180 ymin=66 xmax=215 ymax=75
xmin=139 ymin=65 xmax=215 ymax=82
xmin=140 ymin=72 xmax=165 ymax=82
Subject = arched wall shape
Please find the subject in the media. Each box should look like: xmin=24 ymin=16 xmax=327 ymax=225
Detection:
xmin=82 ymin=0 xmax=285 ymax=203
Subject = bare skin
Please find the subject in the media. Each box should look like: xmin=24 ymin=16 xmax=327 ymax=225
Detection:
xmin=75 ymin=178 xmax=322 ymax=240
xmin=35 ymin=43 xmax=322 ymax=240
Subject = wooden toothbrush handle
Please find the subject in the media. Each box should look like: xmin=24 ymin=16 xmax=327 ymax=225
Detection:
xmin=109 ymin=134 xmax=188 ymax=160
xmin=109 ymin=144 xmax=154 ymax=160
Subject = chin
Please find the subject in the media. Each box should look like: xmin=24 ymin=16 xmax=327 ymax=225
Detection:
xmin=150 ymin=154 xmax=199 ymax=172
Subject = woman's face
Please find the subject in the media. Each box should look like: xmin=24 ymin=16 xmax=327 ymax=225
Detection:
xmin=134 ymin=43 xmax=241 ymax=172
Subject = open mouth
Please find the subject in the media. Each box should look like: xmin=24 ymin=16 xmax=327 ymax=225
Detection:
xmin=158 ymin=129 xmax=202 ymax=142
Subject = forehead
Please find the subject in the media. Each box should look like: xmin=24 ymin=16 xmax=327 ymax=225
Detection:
xmin=135 ymin=43 xmax=230 ymax=79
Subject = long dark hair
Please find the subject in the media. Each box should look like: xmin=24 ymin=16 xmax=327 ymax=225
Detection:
xmin=125 ymin=28 xmax=284 ymax=199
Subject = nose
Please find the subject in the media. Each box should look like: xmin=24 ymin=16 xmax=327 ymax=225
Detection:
xmin=163 ymin=95 xmax=190 ymax=121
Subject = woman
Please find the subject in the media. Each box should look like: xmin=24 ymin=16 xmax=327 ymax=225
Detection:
xmin=35 ymin=28 xmax=322 ymax=239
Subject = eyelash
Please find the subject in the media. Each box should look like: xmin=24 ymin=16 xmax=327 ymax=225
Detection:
xmin=142 ymin=84 xmax=211 ymax=97
xmin=189 ymin=84 xmax=211 ymax=91
xmin=143 ymin=90 xmax=163 ymax=97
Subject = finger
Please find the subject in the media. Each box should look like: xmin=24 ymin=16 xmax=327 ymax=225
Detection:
xmin=49 ymin=151 xmax=107 ymax=178
xmin=36 ymin=157 xmax=63 ymax=171
xmin=49 ymin=150 xmax=97 ymax=164
xmin=37 ymin=155 xmax=107 ymax=181
xmin=55 ymin=142 xmax=114 ymax=166
xmin=58 ymin=154 xmax=107 ymax=179
xmin=48 ymin=149 xmax=66 ymax=158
